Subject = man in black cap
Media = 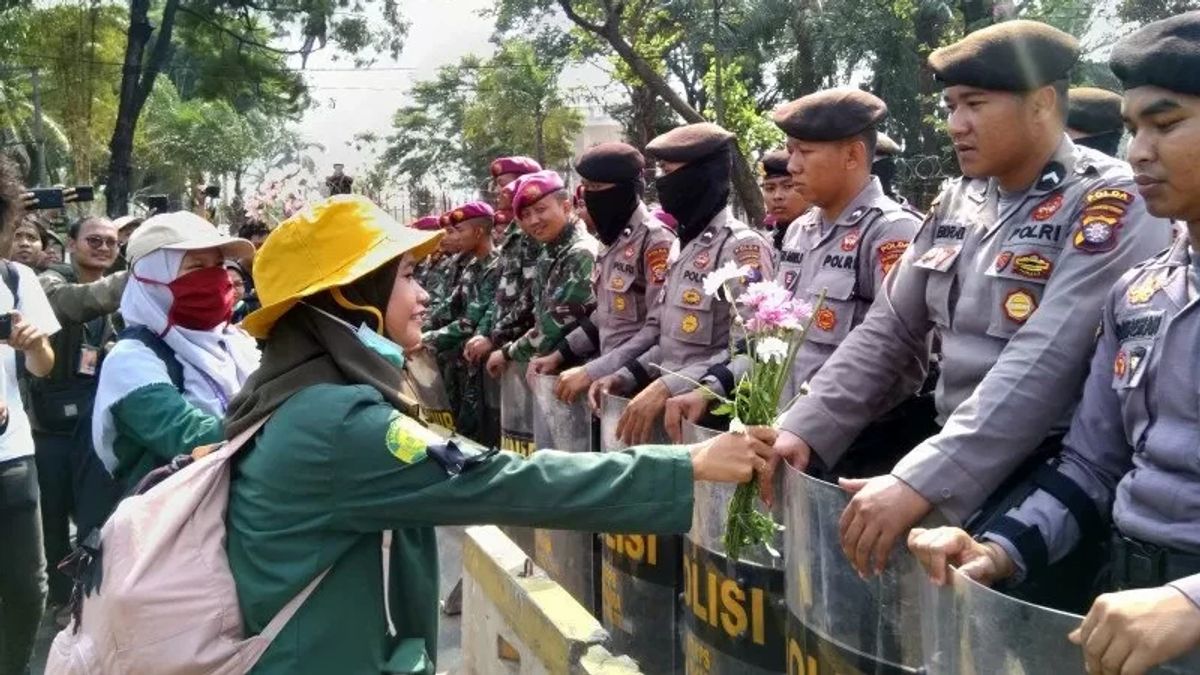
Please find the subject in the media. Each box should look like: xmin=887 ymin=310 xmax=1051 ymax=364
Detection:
xmin=872 ymin=132 xmax=906 ymax=202
xmin=325 ymin=163 xmax=353 ymax=196
xmin=758 ymin=149 xmax=812 ymax=250
xmin=909 ymin=12 xmax=1200 ymax=673
xmin=588 ymin=123 xmax=776 ymax=444
xmin=527 ymin=142 xmax=676 ymax=403
xmin=772 ymin=20 xmax=1172 ymax=591
xmin=1068 ymin=86 xmax=1125 ymax=157
xmin=664 ymin=89 xmax=924 ymax=456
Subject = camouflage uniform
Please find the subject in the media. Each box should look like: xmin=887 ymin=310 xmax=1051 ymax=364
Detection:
xmin=505 ymin=220 xmax=599 ymax=363
xmin=424 ymin=251 xmax=501 ymax=439
xmin=422 ymin=253 xmax=468 ymax=332
xmin=478 ymin=223 xmax=539 ymax=349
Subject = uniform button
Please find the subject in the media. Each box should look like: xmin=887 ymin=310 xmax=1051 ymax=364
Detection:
xmin=940 ymin=488 xmax=952 ymax=499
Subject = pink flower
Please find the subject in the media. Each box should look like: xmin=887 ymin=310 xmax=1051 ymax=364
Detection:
xmin=740 ymin=281 xmax=790 ymax=310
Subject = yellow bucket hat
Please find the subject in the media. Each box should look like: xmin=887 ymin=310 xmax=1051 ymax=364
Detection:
xmin=241 ymin=194 xmax=442 ymax=339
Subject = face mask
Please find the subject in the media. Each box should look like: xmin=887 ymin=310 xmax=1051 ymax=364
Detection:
xmin=306 ymin=303 xmax=407 ymax=370
xmin=136 ymin=265 xmax=235 ymax=331
xmin=585 ymin=181 xmax=641 ymax=246
xmin=655 ymin=148 xmax=731 ymax=246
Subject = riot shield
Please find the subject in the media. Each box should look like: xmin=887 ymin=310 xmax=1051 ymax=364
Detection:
xmin=530 ymin=373 xmax=597 ymax=613
xmin=599 ymin=393 xmax=683 ymax=675
xmin=499 ymin=366 xmax=536 ymax=556
xmin=783 ymin=463 xmax=925 ymax=674
xmin=405 ymin=349 xmax=456 ymax=433
xmin=681 ymin=420 xmax=787 ymax=675
xmin=921 ymin=567 xmax=1200 ymax=675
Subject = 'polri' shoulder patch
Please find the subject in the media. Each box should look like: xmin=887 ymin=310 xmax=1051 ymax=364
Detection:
xmin=386 ymin=413 xmax=429 ymax=464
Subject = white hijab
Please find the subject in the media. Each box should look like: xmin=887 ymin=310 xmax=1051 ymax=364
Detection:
xmin=93 ymin=248 xmax=260 ymax=472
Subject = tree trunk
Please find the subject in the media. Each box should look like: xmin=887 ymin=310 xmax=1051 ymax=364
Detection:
xmin=534 ymin=106 xmax=546 ymax=167
xmin=563 ymin=2 xmax=765 ymax=224
xmin=106 ymin=0 xmax=179 ymax=217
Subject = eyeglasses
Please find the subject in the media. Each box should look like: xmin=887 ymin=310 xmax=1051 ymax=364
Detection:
xmin=83 ymin=235 xmax=119 ymax=250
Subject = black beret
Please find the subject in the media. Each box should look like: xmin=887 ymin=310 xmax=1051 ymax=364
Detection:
xmin=759 ymin=149 xmax=791 ymax=179
xmin=929 ymin=20 xmax=1079 ymax=91
xmin=772 ymin=88 xmax=888 ymax=141
xmin=875 ymin=132 xmax=901 ymax=157
xmin=1111 ymin=11 xmax=1200 ymax=95
xmin=1067 ymin=87 xmax=1124 ymax=135
xmin=575 ymin=142 xmax=645 ymax=183
xmin=645 ymin=123 xmax=735 ymax=163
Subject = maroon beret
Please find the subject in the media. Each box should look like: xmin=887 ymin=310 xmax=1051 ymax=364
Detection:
xmin=490 ymin=156 xmax=542 ymax=179
xmin=410 ymin=216 xmax=441 ymax=231
xmin=446 ymin=201 xmax=495 ymax=226
xmin=511 ymin=170 xmax=566 ymax=213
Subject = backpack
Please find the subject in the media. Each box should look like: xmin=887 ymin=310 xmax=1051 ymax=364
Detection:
xmin=1 ymin=260 xmax=24 ymax=384
xmin=44 ymin=414 xmax=329 ymax=675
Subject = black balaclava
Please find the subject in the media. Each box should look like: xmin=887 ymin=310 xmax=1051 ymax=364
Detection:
xmin=872 ymin=156 xmax=898 ymax=200
xmin=584 ymin=179 xmax=642 ymax=246
xmin=655 ymin=146 xmax=732 ymax=246
xmin=1073 ymin=130 xmax=1122 ymax=158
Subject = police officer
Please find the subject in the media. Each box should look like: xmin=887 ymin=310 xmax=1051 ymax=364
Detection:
xmin=908 ymin=14 xmax=1200 ymax=674
xmin=526 ymin=143 xmax=675 ymax=403
xmin=486 ymin=170 xmax=598 ymax=372
xmin=1067 ymin=86 xmax=1125 ymax=157
xmin=759 ymin=148 xmax=812 ymax=250
xmin=872 ymin=132 xmax=905 ymax=202
xmin=772 ymin=20 xmax=1173 ymax=579
xmin=663 ymin=89 xmax=922 ymax=445
xmin=588 ymin=123 xmax=776 ymax=445
xmin=464 ymin=156 xmax=542 ymax=367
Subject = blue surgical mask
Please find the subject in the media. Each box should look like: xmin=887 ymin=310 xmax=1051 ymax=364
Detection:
xmin=306 ymin=303 xmax=407 ymax=370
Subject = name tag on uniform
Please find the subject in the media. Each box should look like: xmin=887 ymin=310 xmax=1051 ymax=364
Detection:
xmin=913 ymin=244 xmax=962 ymax=273
xmin=78 ymin=346 xmax=99 ymax=377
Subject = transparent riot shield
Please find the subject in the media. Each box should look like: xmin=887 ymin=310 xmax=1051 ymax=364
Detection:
xmin=681 ymin=420 xmax=787 ymax=675
xmin=921 ymin=567 xmax=1200 ymax=675
xmin=599 ymin=393 xmax=682 ymax=675
xmin=530 ymin=373 xmax=597 ymax=613
xmin=404 ymin=349 xmax=456 ymax=433
xmin=783 ymin=463 xmax=925 ymax=674
xmin=499 ymin=366 xmax=536 ymax=556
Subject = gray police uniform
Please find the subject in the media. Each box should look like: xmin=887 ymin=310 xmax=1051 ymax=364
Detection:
xmin=594 ymin=208 xmax=776 ymax=395
xmin=781 ymin=136 xmax=1173 ymax=523
xmin=984 ymin=236 xmax=1200 ymax=604
xmin=559 ymin=203 xmax=675 ymax=362
xmin=702 ymin=177 xmax=921 ymax=406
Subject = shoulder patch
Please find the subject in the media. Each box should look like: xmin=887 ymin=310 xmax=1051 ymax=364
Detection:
xmin=386 ymin=413 xmax=429 ymax=464
xmin=645 ymin=244 xmax=670 ymax=285
xmin=877 ymin=240 xmax=908 ymax=276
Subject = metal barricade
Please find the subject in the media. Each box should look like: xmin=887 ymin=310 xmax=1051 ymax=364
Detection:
xmin=530 ymin=373 xmax=597 ymax=613
xmin=599 ymin=393 xmax=682 ymax=675
xmin=405 ymin=349 xmax=456 ymax=433
xmin=783 ymin=463 xmax=925 ymax=674
xmin=499 ymin=366 xmax=536 ymax=556
xmin=681 ymin=420 xmax=787 ymax=675
xmin=921 ymin=567 xmax=1200 ymax=675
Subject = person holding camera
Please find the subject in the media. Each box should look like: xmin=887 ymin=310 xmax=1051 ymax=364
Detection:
xmin=0 ymin=157 xmax=59 ymax=675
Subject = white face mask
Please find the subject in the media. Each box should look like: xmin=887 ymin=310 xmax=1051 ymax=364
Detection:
xmin=305 ymin=303 xmax=406 ymax=370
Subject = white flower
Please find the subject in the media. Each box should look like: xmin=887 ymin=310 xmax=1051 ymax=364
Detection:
xmin=703 ymin=261 xmax=751 ymax=297
xmin=728 ymin=417 xmax=747 ymax=434
xmin=755 ymin=336 xmax=789 ymax=364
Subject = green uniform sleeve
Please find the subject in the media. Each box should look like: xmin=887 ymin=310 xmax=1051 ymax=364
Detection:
xmin=322 ymin=389 xmax=694 ymax=534
xmin=507 ymin=248 xmax=596 ymax=363
xmin=111 ymin=382 xmax=224 ymax=466
xmin=39 ymin=270 xmax=128 ymax=325
xmin=424 ymin=260 xmax=501 ymax=353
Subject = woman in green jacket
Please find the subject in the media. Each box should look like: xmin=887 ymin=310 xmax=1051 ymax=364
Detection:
xmin=222 ymin=194 xmax=777 ymax=674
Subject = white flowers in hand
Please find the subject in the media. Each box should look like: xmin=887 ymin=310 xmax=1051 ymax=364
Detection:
xmin=754 ymin=336 xmax=789 ymax=364
xmin=703 ymin=261 xmax=752 ymax=298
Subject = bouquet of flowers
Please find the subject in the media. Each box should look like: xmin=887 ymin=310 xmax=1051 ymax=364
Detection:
xmin=700 ymin=262 xmax=823 ymax=560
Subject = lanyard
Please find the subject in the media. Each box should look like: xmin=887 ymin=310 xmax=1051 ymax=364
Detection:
xmin=195 ymin=368 xmax=230 ymax=411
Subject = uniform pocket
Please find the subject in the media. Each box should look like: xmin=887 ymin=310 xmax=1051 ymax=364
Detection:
xmin=915 ymin=243 xmax=962 ymax=329
xmin=806 ymin=269 xmax=857 ymax=346
xmin=665 ymin=286 xmax=715 ymax=346
xmin=985 ymin=244 xmax=1059 ymax=339
xmin=604 ymin=270 xmax=639 ymax=321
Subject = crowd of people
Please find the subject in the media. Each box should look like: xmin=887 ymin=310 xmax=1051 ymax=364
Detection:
xmin=0 ymin=9 xmax=1198 ymax=675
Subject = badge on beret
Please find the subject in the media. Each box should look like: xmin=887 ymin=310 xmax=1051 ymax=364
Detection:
xmin=682 ymin=288 xmax=702 ymax=306
xmin=1033 ymin=193 xmax=1064 ymax=221
xmin=386 ymin=413 xmax=428 ymax=465
xmin=841 ymin=230 xmax=861 ymax=252
xmin=877 ymin=240 xmax=908 ymax=276
xmin=1114 ymin=349 xmax=1127 ymax=378
xmin=613 ymin=295 xmax=627 ymax=312
xmin=994 ymin=251 xmax=1014 ymax=272
xmin=624 ymin=245 xmax=635 ymax=259
xmin=694 ymin=251 xmax=711 ymax=269
xmin=646 ymin=246 xmax=670 ymax=284
xmin=815 ymin=307 xmax=837 ymax=332
xmin=681 ymin=313 xmax=700 ymax=334
xmin=453 ymin=209 xmax=465 ymax=221
xmin=1013 ymin=253 xmax=1053 ymax=280
xmin=1003 ymin=289 xmax=1038 ymax=323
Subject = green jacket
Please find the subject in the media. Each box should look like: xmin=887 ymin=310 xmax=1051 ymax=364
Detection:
xmin=226 ymin=383 xmax=693 ymax=674
xmin=111 ymin=383 xmax=223 ymax=488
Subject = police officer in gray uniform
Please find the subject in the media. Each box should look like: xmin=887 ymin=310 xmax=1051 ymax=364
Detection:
xmin=772 ymin=20 xmax=1174 ymax=579
xmin=1067 ymin=86 xmax=1125 ymax=157
xmin=909 ymin=14 xmax=1200 ymax=674
xmin=526 ymin=143 xmax=675 ymax=402
xmin=588 ymin=123 xmax=777 ymax=445
xmin=664 ymin=89 xmax=923 ymax=449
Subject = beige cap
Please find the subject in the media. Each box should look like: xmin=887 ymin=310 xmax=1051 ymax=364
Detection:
xmin=127 ymin=211 xmax=255 ymax=266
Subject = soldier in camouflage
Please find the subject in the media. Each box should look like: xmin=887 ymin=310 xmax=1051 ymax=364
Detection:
xmin=485 ymin=170 xmax=598 ymax=375
xmin=420 ymin=211 xmax=467 ymax=333
xmin=422 ymin=202 xmax=500 ymax=440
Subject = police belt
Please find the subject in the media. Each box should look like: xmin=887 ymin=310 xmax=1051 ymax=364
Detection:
xmin=1111 ymin=532 xmax=1200 ymax=590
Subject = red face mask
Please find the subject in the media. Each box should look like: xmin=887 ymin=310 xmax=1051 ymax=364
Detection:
xmin=136 ymin=265 xmax=235 ymax=331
